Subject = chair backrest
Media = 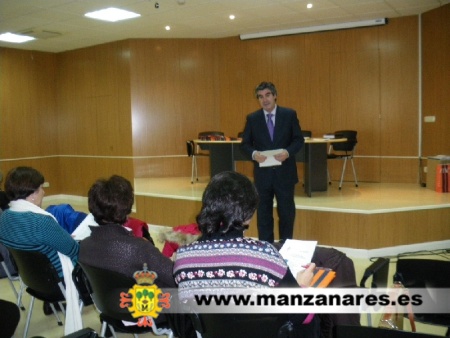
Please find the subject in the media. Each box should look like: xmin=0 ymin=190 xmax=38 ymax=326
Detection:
xmin=334 ymin=325 xmax=440 ymax=338
xmin=395 ymin=259 xmax=450 ymax=327
xmin=0 ymin=243 xmax=18 ymax=278
xmin=190 ymin=312 xmax=294 ymax=338
xmin=6 ymin=247 xmax=64 ymax=302
xmin=72 ymin=263 xmax=94 ymax=307
xmin=78 ymin=262 xmax=142 ymax=322
xmin=198 ymin=131 xmax=225 ymax=141
xmin=0 ymin=299 xmax=21 ymax=338
xmin=302 ymin=130 xmax=312 ymax=138
xmin=331 ymin=130 xmax=357 ymax=152
xmin=186 ymin=140 xmax=195 ymax=157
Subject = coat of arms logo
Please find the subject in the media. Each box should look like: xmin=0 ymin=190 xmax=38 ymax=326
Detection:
xmin=120 ymin=263 xmax=171 ymax=327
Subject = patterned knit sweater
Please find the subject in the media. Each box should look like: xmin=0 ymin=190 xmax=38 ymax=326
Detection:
xmin=0 ymin=210 xmax=79 ymax=277
xmin=173 ymin=235 xmax=294 ymax=301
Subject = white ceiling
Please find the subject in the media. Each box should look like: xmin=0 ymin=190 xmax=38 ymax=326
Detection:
xmin=0 ymin=0 xmax=449 ymax=53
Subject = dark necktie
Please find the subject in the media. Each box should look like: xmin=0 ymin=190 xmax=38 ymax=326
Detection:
xmin=267 ymin=113 xmax=274 ymax=140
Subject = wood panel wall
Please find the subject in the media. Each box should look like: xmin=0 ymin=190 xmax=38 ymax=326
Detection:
xmin=129 ymin=39 xmax=220 ymax=178
xmin=216 ymin=16 xmax=419 ymax=184
xmin=1 ymin=7 xmax=449 ymax=197
xmin=135 ymin=194 xmax=450 ymax=249
xmin=54 ymin=41 xmax=134 ymax=195
xmin=422 ymin=4 xmax=450 ymax=178
xmin=0 ymin=48 xmax=60 ymax=194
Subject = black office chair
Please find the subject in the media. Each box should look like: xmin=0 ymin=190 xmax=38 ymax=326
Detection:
xmin=0 ymin=299 xmax=21 ymax=338
xmin=6 ymin=247 xmax=67 ymax=338
xmin=334 ymin=325 xmax=441 ymax=338
xmin=198 ymin=131 xmax=225 ymax=141
xmin=186 ymin=140 xmax=209 ymax=184
xmin=190 ymin=312 xmax=294 ymax=338
xmin=395 ymin=259 xmax=450 ymax=337
xmin=72 ymin=263 xmax=94 ymax=312
xmin=360 ymin=258 xmax=390 ymax=327
xmin=327 ymin=130 xmax=358 ymax=189
xmin=78 ymin=262 xmax=174 ymax=338
xmin=0 ymin=245 xmax=25 ymax=310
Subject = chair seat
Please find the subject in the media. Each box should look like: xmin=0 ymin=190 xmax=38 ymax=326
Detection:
xmin=0 ymin=300 xmax=21 ymax=338
xmin=25 ymin=286 xmax=65 ymax=303
xmin=327 ymin=153 xmax=351 ymax=159
xmin=413 ymin=313 xmax=450 ymax=327
xmin=191 ymin=312 xmax=294 ymax=338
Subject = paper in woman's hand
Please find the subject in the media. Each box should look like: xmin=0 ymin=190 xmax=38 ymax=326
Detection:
xmin=278 ymin=239 xmax=317 ymax=277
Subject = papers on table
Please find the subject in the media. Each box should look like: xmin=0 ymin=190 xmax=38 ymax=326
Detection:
xmin=278 ymin=239 xmax=317 ymax=277
xmin=323 ymin=133 xmax=336 ymax=139
xmin=259 ymin=149 xmax=284 ymax=167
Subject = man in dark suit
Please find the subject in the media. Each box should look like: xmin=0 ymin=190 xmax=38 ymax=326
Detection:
xmin=241 ymin=82 xmax=304 ymax=243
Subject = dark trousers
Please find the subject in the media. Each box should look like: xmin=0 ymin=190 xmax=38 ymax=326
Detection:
xmin=256 ymin=170 xmax=296 ymax=243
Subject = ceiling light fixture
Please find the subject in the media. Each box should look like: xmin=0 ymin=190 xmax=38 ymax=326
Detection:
xmin=240 ymin=18 xmax=387 ymax=40
xmin=0 ymin=32 xmax=35 ymax=43
xmin=307 ymin=3 xmax=313 ymax=9
xmin=84 ymin=7 xmax=141 ymax=22
xmin=229 ymin=15 xmax=235 ymax=20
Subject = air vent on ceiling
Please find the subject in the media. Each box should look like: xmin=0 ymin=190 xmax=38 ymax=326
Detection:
xmin=18 ymin=29 xmax=62 ymax=39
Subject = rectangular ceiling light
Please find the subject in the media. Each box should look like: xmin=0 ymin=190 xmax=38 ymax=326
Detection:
xmin=0 ymin=32 xmax=35 ymax=43
xmin=240 ymin=18 xmax=387 ymax=40
xmin=85 ymin=7 xmax=141 ymax=22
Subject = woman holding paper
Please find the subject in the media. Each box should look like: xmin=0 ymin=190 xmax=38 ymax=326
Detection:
xmin=173 ymin=171 xmax=319 ymax=337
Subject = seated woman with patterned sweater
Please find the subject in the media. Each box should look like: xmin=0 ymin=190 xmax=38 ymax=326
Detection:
xmin=173 ymin=171 xmax=320 ymax=338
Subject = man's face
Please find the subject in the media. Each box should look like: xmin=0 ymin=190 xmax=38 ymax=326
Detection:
xmin=256 ymin=88 xmax=277 ymax=112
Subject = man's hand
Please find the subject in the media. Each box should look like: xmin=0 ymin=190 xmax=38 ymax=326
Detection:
xmin=254 ymin=152 xmax=267 ymax=163
xmin=274 ymin=149 xmax=289 ymax=162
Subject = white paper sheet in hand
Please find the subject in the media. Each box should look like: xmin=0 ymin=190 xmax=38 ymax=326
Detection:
xmin=278 ymin=239 xmax=317 ymax=277
xmin=259 ymin=149 xmax=283 ymax=167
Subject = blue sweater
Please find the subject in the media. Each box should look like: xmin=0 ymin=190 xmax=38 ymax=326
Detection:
xmin=0 ymin=210 xmax=79 ymax=277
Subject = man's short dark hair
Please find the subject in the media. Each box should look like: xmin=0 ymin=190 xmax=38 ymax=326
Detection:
xmin=255 ymin=81 xmax=277 ymax=98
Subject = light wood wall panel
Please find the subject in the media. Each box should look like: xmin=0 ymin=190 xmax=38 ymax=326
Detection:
xmin=379 ymin=16 xmax=419 ymax=182
xmin=422 ymin=4 xmax=450 ymax=170
xmin=135 ymin=195 xmax=450 ymax=249
xmin=55 ymin=42 xmax=134 ymax=194
xmin=57 ymin=157 xmax=133 ymax=196
xmin=2 ymin=8 xmax=449 ymax=193
xmin=56 ymin=42 xmax=132 ymax=156
xmin=129 ymin=39 xmax=220 ymax=178
xmin=0 ymin=48 xmax=59 ymax=190
xmin=217 ymin=17 xmax=419 ymax=184
xmin=135 ymin=195 xmax=202 ymax=226
xmin=0 ymin=158 xmax=60 ymax=195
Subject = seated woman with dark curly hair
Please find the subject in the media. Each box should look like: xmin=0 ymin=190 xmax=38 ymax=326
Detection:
xmin=173 ymin=171 xmax=320 ymax=337
xmin=78 ymin=175 xmax=196 ymax=337
xmin=78 ymin=175 xmax=174 ymax=288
